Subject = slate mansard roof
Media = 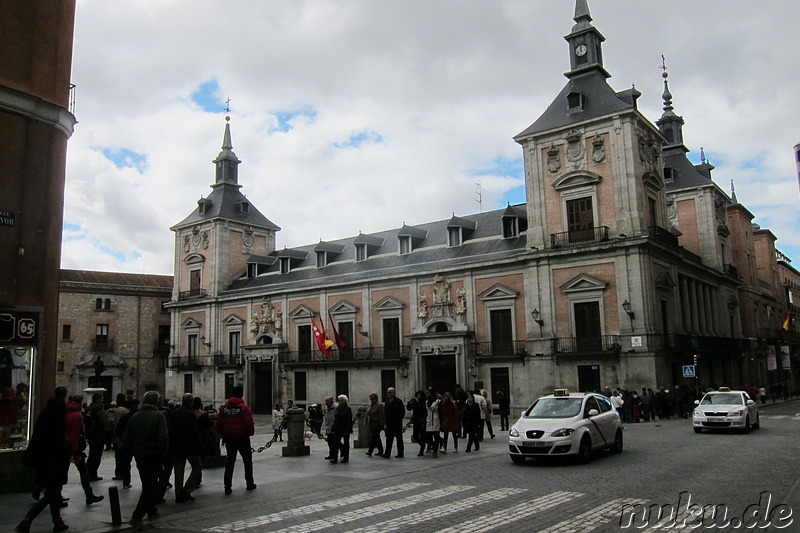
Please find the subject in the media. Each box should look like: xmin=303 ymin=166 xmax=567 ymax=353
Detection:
xmin=226 ymin=205 xmax=529 ymax=294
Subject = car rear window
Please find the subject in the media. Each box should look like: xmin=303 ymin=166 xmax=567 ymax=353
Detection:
xmin=525 ymin=397 xmax=583 ymax=418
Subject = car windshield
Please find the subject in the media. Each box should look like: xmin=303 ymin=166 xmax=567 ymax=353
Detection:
xmin=525 ymin=397 xmax=583 ymax=418
xmin=700 ymin=393 xmax=743 ymax=406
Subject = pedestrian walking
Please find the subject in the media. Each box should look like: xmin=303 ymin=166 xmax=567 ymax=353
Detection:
xmin=272 ymin=402 xmax=284 ymax=441
xmin=123 ymin=390 xmax=169 ymax=530
xmin=364 ymin=392 xmax=385 ymax=457
xmin=481 ymin=390 xmax=496 ymax=439
xmin=462 ymin=392 xmax=482 ymax=453
xmin=85 ymin=392 xmax=110 ymax=481
xmin=330 ymin=394 xmax=353 ymax=464
xmin=15 ymin=396 xmax=71 ymax=533
xmin=424 ymin=388 xmax=442 ymax=458
xmin=65 ymin=395 xmax=104 ymax=506
xmin=322 ymin=396 xmax=337 ymax=461
xmin=440 ymin=392 xmax=460 ymax=453
xmin=171 ymin=393 xmax=202 ymax=503
xmin=496 ymin=390 xmax=510 ymax=431
xmin=381 ymin=387 xmax=405 ymax=459
xmin=217 ymin=385 xmax=256 ymax=494
xmin=473 ymin=388 xmax=487 ymax=440
xmin=407 ymin=390 xmax=427 ymax=455
xmin=110 ymin=393 xmax=130 ymax=483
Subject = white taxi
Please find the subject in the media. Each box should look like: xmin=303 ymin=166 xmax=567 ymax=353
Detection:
xmin=508 ymin=389 xmax=623 ymax=464
xmin=692 ymin=387 xmax=760 ymax=433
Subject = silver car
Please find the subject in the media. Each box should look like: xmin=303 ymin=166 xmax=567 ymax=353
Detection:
xmin=508 ymin=389 xmax=623 ymax=464
xmin=692 ymin=388 xmax=760 ymax=433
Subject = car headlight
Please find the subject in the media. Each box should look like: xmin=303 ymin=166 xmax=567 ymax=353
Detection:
xmin=728 ymin=409 xmax=744 ymax=416
xmin=693 ymin=410 xmax=701 ymax=417
xmin=550 ymin=428 xmax=575 ymax=437
xmin=509 ymin=427 xmax=520 ymax=437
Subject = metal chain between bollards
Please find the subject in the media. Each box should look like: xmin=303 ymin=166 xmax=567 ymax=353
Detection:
xmin=251 ymin=417 xmax=288 ymax=453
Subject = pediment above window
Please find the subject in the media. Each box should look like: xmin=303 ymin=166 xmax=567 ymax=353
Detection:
xmin=560 ymin=273 xmax=608 ymax=293
xmin=374 ymin=296 xmax=404 ymax=311
xmin=654 ymin=272 xmax=676 ymax=291
xmin=181 ymin=317 xmax=202 ymax=329
xmin=552 ymin=171 xmax=602 ymax=191
xmin=478 ymin=283 xmax=518 ymax=301
xmin=184 ymin=253 xmax=206 ymax=264
xmin=642 ymin=171 xmax=664 ymax=190
xmin=288 ymin=305 xmax=316 ymax=319
xmin=329 ymin=300 xmax=358 ymax=315
xmin=223 ymin=314 xmax=245 ymax=326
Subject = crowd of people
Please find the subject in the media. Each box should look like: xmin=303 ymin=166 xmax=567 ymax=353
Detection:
xmin=15 ymin=385 xmax=241 ymax=532
xmin=318 ymin=385 xmax=508 ymax=464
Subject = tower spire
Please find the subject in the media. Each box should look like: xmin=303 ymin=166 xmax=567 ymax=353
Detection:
xmin=655 ymin=56 xmax=687 ymax=152
xmin=212 ymin=109 xmax=242 ymax=187
xmin=564 ymin=0 xmax=609 ymax=79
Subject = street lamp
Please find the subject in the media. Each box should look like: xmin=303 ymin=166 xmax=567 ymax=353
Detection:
xmin=622 ymin=300 xmax=635 ymax=320
xmin=531 ymin=308 xmax=544 ymax=327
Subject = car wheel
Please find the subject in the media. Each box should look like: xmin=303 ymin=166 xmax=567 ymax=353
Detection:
xmin=744 ymin=415 xmax=751 ymax=433
xmin=577 ymin=436 xmax=592 ymax=464
xmin=611 ymin=429 xmax=623 ymax=453
xmin=752 ymin=414 xmax=760 ymax=430
xmin=693 ymin=427 xmax=702 ymax=434
xmin=510 ymin=455 xmax=526 ymax=464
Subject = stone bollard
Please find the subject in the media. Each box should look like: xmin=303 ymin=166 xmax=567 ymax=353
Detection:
xmin=282 ymin=407 xmax=310 ymax=457
xmin=353 ymin=405 xmax=370 ymax=449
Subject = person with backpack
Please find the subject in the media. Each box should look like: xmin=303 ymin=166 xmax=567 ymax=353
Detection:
xmin=216 ymin=386 xmax=256 ymax=494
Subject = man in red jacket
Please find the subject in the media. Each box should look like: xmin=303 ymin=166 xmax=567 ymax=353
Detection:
xmin=216 ymin=386 xmax=256 ymax=495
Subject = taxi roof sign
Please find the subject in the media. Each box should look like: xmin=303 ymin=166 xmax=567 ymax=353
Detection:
xmin=717 ymin=386 xmax=731 ymax=392
xmin=553 ymin=388 xmax=570 ymax=396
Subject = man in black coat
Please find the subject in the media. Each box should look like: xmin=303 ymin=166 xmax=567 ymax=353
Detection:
xmin=381 ymin=387 xmax=405 ymax=459
xmin=170 ymin=393 xmax=202 ymax=503
xmin=16 ymin=395 xmax=71 ymax=533
xmin=330 ymin=394 xmax=353 ymax=464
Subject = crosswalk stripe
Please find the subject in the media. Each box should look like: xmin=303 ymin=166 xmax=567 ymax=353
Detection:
xmin=437 ymin=491 xmax=584 ymax=533
xmin=203 ymin=482 xmax=430 ymax=532
xmin=346 ymin=487 xmax=528 ymax=533
xmin=535 ymin=498 xmax=647 ymax=533
xmin=267 ymin=485 xmax=474 ymax=533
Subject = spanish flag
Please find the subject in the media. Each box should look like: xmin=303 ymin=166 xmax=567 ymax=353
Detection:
xmin=312 ymin=318 xmax=335 ymax=356
xmin=329 ymin=315 xmax=347 ymax=351
xmin=782 ymin=309 xmax=793 ymax=332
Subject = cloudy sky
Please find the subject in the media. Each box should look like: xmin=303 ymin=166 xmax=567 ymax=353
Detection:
xmin=64 ymin=0 xmax=800 ymax=276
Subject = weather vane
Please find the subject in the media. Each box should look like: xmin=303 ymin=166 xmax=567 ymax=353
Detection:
xmin=660 ymin=54 xmax=668 ymax=78
xmin=224 ymin=97 xmax=232 ymax=121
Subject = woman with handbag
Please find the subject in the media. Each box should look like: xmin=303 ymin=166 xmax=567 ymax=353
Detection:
xmin=364 ymin=392 xmax=385 ymax=457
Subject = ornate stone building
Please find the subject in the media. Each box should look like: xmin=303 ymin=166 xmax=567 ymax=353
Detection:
xmin=164 ymin=0 xmax=794 ymax=414
xmin=55 ymin=270 xmax=173 ymax=402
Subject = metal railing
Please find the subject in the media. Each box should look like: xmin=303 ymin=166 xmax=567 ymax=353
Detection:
xmin=214 ymin=353 xmax=243 ymax=367
xmin=283 ymin=345 xmax=410 ymax=364
xmin=550 ymin=226 xmax=609 ymax=249
xmin=172 ymin=356 xmax=203 ymax=368
xmin=648 ymin=225 xmax=679 ymax=248
xmin=468 ymin=340 xmax=528 ymax=358
xmin=178 ymin=289 xmax=207 ymax=301
xmin=550 ymin=335 xmax=620 ymax=354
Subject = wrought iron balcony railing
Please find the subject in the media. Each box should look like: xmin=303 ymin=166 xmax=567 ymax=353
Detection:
xmin=178 ymin=289 xmax=207 ymax=301
xmin=283 ymin=345 xmax=410 ymax=364
xmin=214 ymin=353 xmax=243 ymax=367
xmin=550 ymin=226 xmax=609 ymax=249
xmin=551 ymin=335 xmax=621 ymax=355
xmin=92 ymin=339 xmax=114 ymax=352
xmin=467 ymin=340 xmax=528 ymax=358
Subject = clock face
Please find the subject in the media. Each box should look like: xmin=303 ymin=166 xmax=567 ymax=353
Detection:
xmin=575 ymin=44 xmax=587 ymax=57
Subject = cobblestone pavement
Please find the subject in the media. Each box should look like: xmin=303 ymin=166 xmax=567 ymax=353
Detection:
xmin=3 ymin=400 xmax=800 ymax=533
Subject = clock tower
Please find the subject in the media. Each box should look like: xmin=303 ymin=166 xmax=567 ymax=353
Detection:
xmin=564 ymin=0 xmax=610 ymax=79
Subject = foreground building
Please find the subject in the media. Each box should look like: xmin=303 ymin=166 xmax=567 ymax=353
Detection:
xmin=164 ymin=1 xmax=795 ymax=414
xmin=0 ymin=1 xmax=77 ymax=491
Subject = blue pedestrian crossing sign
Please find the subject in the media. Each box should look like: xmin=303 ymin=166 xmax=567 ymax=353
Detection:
xmin=682 ymin=365 xmax=696 ymax=378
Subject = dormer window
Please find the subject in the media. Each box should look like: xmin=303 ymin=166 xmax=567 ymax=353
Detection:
xmin=280 ymin=257 xmax=290 ymax=274
xmin=239 ymin=201 xmax=249 ymax=214
xmin=356 ymin=244 xmax=367 ymax=262
xmin=316 ymin=251 xmax=327 ymax=268
xmin=197 ymin=197 xmax=212 ymax=215
xmin=567 ymin=91 xmax=584 ymax=111
xmin=503 ymin=217 xmax=519 ymax=238
xmin=448 ymin=227 xmax=462 ymax=247
xmin=399 ymin=236 xmax=411 ymax=255
xmin=663 ymin=167 xmax=674 ymax=182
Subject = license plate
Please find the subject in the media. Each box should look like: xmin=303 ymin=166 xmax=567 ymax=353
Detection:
xmin=523 ymin=441 xmax=550 ymax=447
xmin=707 ymin=417 xmax=724 ymax=422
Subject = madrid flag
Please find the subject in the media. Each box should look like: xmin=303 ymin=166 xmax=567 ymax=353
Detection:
xmin=312 ymin=318 xmax=334 ymax=356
